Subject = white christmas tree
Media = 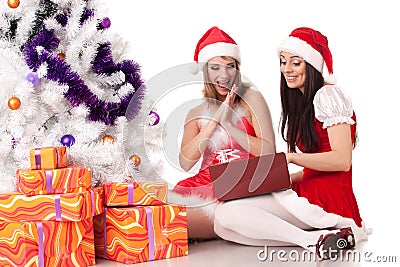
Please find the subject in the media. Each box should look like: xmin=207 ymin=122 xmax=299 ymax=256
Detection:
xmin=0 ymin=0 xmax=164 ymax=193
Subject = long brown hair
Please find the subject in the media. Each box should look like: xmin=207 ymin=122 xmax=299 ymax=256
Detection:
xmin=280 ymin=63 xmax=324 ymax=153
xmin=202 ymin=56 xmax=251 ymax=104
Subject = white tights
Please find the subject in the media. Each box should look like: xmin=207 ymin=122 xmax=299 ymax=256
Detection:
xmin=214 ymin=190 xmax=365 ymax=252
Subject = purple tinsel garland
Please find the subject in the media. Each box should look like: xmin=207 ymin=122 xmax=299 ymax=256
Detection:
xmin=55 ymin=8 xmax=94 ymax=27
xmin=23 ymin=28 xmax=145 ymax=125
xmin=80 ymin=9 xmax=94 ymax=25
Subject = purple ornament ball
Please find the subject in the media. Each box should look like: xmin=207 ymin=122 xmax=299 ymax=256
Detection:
xmin=100 ymin=17 xmax=111 ymax=29
xmin=61 ymin=134 xmax=75 ymax=147
xmin=26 ymin=72 xmax=40 ymax=87
xmin=148 ymin=111 xmax=160 ymax=126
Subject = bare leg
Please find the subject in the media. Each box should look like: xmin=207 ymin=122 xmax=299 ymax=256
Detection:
xmin=186 ymin=207 xmax=218 ymax=239
xmin=168 ymin=190 xmax=219 ymax=239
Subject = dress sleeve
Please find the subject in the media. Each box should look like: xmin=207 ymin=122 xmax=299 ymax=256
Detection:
xmin=313 ymin=85 xmax=355 ymax=129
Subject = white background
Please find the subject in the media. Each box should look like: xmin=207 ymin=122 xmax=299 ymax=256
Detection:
xmin=106 ymin=0 xmax=400 ymax=256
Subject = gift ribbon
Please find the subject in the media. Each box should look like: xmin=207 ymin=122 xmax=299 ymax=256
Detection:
xmin=90 ymin=190 xmax=95 ymax=217
xmin=103 ymin=207 xmax=108 ymax=259
xmin=145 ymin=207 xmax=155 ymax=261
xmin=128 ymin=183 xmax=134 ymax=205
xmin=55 ymin=194 xmax=62 ymax=221
xmin=45 ymin=170 xmax=53 ymax=193
xmin=35 ymin=147 xmax=63 ymax=169
xmin=34 ymin=148 xmax=41 ymax=169
xmin=215 ymin=148 xmax=241 ymax=164
xmin=36 ymin=222 xmax=44 ymax=267
xmin=55 ymin=147 xmax=60 ymax=167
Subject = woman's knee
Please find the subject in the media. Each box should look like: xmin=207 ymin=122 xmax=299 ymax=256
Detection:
xmin=214 ymin=201 xmax=241 ymax=228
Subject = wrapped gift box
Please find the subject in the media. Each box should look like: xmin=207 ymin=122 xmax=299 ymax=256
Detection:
xmin=0 ymin=218 xmax=95 ymax=267
xmin=139 ymin=182 xmax=168 ymax=203
xmin=93 ymin=204 xmax=188 ymax=264
xmin=0 ymin=187 xmax=103 ymax=222
xmin=17 ymin=166 xmax=92 ymax=196
xmin=103 ymin=182 xmax=167 ymax=207
xmin=30 ymin=146 xmax=68 ymax=170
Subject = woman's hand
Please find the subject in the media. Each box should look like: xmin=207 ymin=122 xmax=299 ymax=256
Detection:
xmin=286 ymin=153 xmax=303 ymax=182
xmin=179 ymin=85 xmax=238 ymax=171
xmin=290 ymin=170 xmax=303 ymax=182
xmin=285 ymin=152 xmax=293 ymax=164
xmin=219 ymin=84 xmax=238 ymax=128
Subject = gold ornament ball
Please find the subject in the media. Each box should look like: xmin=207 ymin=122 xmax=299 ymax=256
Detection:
xmin=102 ymin=135 xmax=114 ymax=143
xmin=8 ymin=97 xmax=21 ymax=110
xmin=129 ymin=155 xmax=141 ymax=167
xmin=8 ymin=0 xmax=20 ymax=8
xmin=57 ymin=53 xmax=66 ymax=60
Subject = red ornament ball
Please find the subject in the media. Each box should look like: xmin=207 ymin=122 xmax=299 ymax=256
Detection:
xmin=8 ymin=97 xmax=21 ymax=110
xmin=8 ymin=0 xmax=20 ymax=9
xmin=102 ymin=135 xmax=114 ymax=143
xmin=129 ymin=155 xmax=141 ymax=167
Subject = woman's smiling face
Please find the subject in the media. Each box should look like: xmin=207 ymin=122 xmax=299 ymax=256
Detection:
xmin=280 ymin=51 xmax=306 ymax=93
xmin=207 ymin=56 xmax=237 ymax=96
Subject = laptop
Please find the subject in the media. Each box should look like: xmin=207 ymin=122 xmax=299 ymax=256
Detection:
xmin=208 ymin=152 xmax=291 ymax=201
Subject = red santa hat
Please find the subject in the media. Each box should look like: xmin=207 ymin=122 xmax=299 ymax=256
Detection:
xmin=277 ymin=27 xmax=336 ymax=84
xmin=190 ymin=26 xmax=241 ymax=74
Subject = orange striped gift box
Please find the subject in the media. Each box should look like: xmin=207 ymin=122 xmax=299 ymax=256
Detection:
xmin=93 ymin=204 xmax=188 ymax=264
xmin=103 ymin=182 xmax=167 ymax=207
xmin=0 ymin=218 xmax=95 ymax=267
xmin=139 ymin=182 xmax=168 ymax=203
xmin=0 ymin=187 xmax=104 ymax=222
xmin=30 ymin=146 xmax=68 ymax=170
xmin=17 ymin=166 xmax=92 ymax=196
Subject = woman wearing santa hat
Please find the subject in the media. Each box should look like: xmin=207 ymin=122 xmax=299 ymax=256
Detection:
xmin=171 ymin=26 xmax=276 ymax=239
xmin=214 ymin=27 xmax=370 ymax=259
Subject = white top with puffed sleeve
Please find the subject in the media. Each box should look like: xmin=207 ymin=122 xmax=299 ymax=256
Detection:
xmin=313 ymin=85 xmax=355 ymax=129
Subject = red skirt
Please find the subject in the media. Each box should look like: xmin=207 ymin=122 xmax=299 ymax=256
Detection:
xmin=292 ymin=171 xmax=362 ymax=227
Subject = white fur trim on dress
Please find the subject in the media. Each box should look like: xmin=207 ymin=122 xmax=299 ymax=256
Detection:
xmin=197 ymin=106 xmax=246 ymax=150
xmin=198 ymin=42 xmax=241 ymax=64
xmin=277 ymin=36 xmax=324 ymax=73
xmin=168 ymin=190 xmax=218 ymax=220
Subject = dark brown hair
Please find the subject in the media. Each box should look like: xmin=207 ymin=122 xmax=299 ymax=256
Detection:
xmin=280 ymin=63 xmax=324 ymax=153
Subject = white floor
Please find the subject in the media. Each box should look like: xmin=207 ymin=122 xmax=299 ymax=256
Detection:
xmin=94 ymin=231 xmax=398 ymax=267
xmin=93 ymin=168 xmax=400 ymax=267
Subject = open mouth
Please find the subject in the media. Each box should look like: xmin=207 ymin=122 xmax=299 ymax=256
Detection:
xmin=216 ymin=81 xmax=231 ymax=89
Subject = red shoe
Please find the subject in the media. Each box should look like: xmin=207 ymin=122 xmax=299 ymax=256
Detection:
xmin=311 ymin=227 xmax=355 ymax=260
